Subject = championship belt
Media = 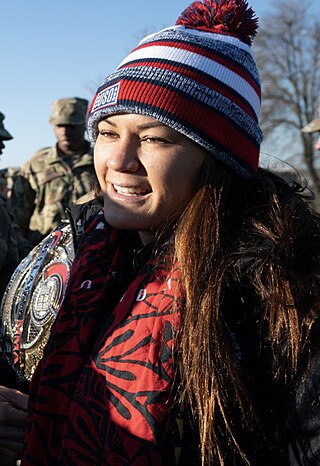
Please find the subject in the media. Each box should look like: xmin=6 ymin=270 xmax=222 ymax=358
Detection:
xmin=0 ymin=221 xmax=74 ymax=384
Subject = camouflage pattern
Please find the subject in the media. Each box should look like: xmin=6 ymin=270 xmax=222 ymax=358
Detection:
xmin=0 ymin=112 xmax=13 ymax=140
xmin=302 ymin=104 xmax=320 ymax=133
xmin=48 ymin=97 xmax=88 ymax=125
xmin=9 ymin=142 xmax=97 ymax=252
xmin=0 ymin=166 xmax=20 ymax=200
xmin=0 ymin=197 xmax=19 ymax=300
xmin=0 ymin=113 xmax=18 ymax=298
xmin=0 ymin=170 xmax=7 ymax=200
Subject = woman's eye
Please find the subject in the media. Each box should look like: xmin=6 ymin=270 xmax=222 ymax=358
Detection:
xmin=142 ymin=136 xmax=167 ymax=144
xmin=98 ymin=130 xmax=116 ymax=139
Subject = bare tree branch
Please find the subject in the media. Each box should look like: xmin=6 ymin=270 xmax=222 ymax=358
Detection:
xmin=254 ymin=0 xmax=320 ymax=192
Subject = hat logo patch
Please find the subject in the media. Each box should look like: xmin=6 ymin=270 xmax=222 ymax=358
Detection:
xmin=91 ymin=83 xmax=120 ymax=113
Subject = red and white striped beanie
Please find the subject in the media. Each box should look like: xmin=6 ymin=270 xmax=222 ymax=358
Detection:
xmin=87 ymin=0 xmax=262 ymax=178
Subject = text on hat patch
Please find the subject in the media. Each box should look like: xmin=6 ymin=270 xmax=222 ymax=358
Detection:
xmin=92 ymin=83 xmax=120 ymax=113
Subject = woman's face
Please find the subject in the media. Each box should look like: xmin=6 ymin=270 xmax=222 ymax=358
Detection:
xmin=94 ymin=113 xmax=205 ymax=239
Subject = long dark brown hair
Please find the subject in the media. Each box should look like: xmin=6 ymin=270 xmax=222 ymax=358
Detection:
xmin=172 ymin=155 xmax=320 ymax=465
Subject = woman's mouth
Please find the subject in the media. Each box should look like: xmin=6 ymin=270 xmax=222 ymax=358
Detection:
xmin=113 ymin=184 xmax=152 ymax=197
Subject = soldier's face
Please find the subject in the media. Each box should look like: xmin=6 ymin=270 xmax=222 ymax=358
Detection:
xmin=54 ymin=124 xmax=86 ymax=154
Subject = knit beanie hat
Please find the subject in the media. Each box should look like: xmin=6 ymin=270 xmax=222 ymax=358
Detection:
xmin=87 ymin=0 xmax=263 ymax=178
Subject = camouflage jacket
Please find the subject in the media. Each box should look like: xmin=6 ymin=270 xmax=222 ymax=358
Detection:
xmin=10 ymin=142 xmax=97 ymax=252
xmin=0 ymin=197 xmax=19 ymax=300
xmin=0 ymin=166 xmax=20 ymax=200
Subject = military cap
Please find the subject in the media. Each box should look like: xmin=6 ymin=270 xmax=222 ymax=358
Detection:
xmin=0 ymin=112 xmax=13 ymax=140
xmin=49 ymin=97 xmax=88 ymax=125
xmin=302 ymin=104 xmax=320 ymax=133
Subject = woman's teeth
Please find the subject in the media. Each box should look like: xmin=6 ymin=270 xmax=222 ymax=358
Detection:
xmin=113 ymin=184 xmax=151 ymax=196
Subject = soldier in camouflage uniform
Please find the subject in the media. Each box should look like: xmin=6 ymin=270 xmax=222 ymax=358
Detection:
xmin=0 ymin=112 xmax=19 ymax=300
xmin=10 ymin=97 xmax=97 ymax=255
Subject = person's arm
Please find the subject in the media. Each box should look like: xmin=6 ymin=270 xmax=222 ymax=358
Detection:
xmin=9 ymin=170 xmax=37 ymax=257
xmin=0 ymin=204 xmax=19 ymax=297
xmin=0 ymin=386 xmax=28 ymax=464
xmin=9 ymin=170 xmax=36 ymax=237
xmin=0 ymin=205 xmax=9 ymax=271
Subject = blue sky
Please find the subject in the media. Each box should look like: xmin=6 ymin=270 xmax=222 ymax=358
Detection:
xmin=0 ymin=0 xmax=307 ymax=169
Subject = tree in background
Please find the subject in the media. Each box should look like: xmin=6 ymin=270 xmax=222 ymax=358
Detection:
xmin=254 ymin=0 xmax=320 ymax=194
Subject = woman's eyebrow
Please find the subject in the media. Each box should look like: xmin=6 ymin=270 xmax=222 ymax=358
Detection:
xmin=136 ymin=122 xmax=167 ymax=130
xmin=100 ymin=117 xmax=167 ymax=131
xmin=100 ymin=118 xmax=117 ymax=127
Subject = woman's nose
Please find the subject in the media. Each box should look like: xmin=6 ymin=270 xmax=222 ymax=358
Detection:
xmin=106 ymin=141 xmax=140 ymax=172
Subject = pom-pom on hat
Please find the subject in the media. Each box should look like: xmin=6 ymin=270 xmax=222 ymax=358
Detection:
xmin=87 ymin=0 xmax=263 ymax=178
